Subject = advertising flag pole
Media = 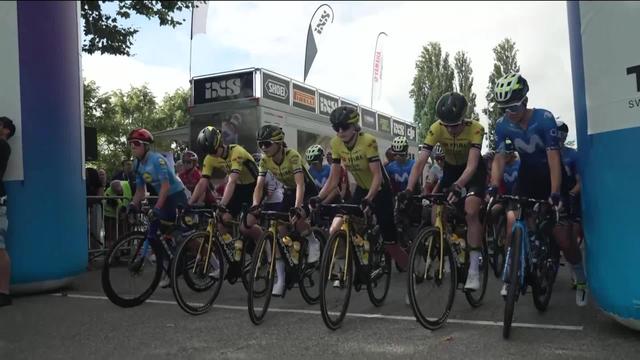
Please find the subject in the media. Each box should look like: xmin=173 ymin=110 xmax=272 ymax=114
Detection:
xmin=370 ymin=32 xmax=388 ymax=107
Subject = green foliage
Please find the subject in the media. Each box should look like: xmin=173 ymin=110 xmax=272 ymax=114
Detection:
xmin=483 ymin=38 xmax=520 ymax=150
xmin=410 ymin=42 xmax=455 ymax=140
xmin=83 ymin=80 xmax=190 ymax=176
xmin=80 ymin=1 xmax=204 ymax=56
xmin=453 ymin=51 xmax=479 ymax=120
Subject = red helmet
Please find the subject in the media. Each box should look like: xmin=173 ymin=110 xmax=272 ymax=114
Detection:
xmin=127 ymin=128 xmax=154 ymax=143
xmin=182 ymin=150 xmax=198 ymax=163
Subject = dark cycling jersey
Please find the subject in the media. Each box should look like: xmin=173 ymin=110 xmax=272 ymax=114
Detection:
xmin=309 ymin=164 xmax=331 ymax=189
xmin=385 ymin=159 xmax=415 ymax=193
xmin=503 ymin=159 xmax=520 ymax=195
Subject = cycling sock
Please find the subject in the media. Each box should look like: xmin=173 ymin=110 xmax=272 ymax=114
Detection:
xmin=469 ymin=250 xmax=481 ymax=273
xmin=275 ymin=259 xmax=285 ymax=285
xmin=572 ymin=262 xmax=586 ymax=284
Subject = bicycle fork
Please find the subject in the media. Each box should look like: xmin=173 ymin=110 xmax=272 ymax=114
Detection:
xmin=502 ymin=221 xmax=529 ymax=291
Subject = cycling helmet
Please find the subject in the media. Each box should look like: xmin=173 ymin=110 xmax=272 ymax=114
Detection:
xmin=494 ymin=73 xmax=529 ymax=106
xmin=432 ymin=143 xmax=445 ymax=159
xmin=305 ymin=144 xmax=325 ymax=163
xmin=556 ymin=120 xmax=568 ymax=142
xmin=435 ymin=92 xmax=468 ymax=125
xmin=256 ymin=124 xmax=285 ymax=142
xmin=329 ymin=106 xmax=360 ymax=127
xmin=391 ymin=136 xmax=409 ymax=154
xmin=504 ymin=138 xmax=515 ymax=153
xmin=196 ymin=126 xmax=223 ymax=154
xmin=127 ymin=128 xmax=154 ymax=143
xmin=182 ymin=150 xmax=198 ymax=163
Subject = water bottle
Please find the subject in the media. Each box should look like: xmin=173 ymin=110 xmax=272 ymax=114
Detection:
xmin=451 ymin=233 xmax=466 ymax=264
xmin=281 ymin=235 xmax=299 ymax=265
xmin=234 ymin=239 xmax=243 ymax=262
xmin=292 ymin=241 xmax=300 ymax=265
xmin=221 ymin=233 xmax=233 ymax=244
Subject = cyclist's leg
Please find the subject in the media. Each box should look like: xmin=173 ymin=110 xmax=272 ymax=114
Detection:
xmin=157 ymin=190 xmax=188 ymax=286
xmin=463 ymin=162 xmax=486 ymax=290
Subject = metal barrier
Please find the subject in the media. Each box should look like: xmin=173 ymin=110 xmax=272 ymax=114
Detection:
xmin=86 ymin=195 xmax=157 ymax=261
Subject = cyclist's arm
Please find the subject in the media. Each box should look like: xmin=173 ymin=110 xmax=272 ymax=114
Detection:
xmin=318 ymin=163 xmax=340 ymax=200
xmin=433 ymin=179 xmax=441 ymax=194
xmin=455 ymin=147 xmax=481 ymax=188
xmin=491 ymin=153 xmax=506 ymax=189
xmin=365 ymin=161 xmax=383 ymax=201
xmin=220 ymin=172 xmax=239 ymax=208
xmin=571 ymin=174 xmax=581 ymax=195
xmin=189 ymin=177 xmax=209 ymax=205
xmin=293 ymin=172 xmax=305 ymax=208
xmin=406 ymin=149 xmax=430 ymax=192
xmin=251 ymin=175 xmax=266 ymax=207
xmin=547 ymin=149 xmax=562 ymax=194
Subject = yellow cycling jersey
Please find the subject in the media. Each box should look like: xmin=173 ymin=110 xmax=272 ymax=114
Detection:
xmin=201 ymin=145 xmax=258 ymax=185
xmin=330 ymin=132 xmax=389 ymax=190
xmin=423 ymin=120 xmax=485 ymax=165
xmin=259 ymin=147 xmax=316 ymax=191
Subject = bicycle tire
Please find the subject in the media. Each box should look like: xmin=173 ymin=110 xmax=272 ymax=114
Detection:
xmin=503 ymin=225 xmax=522 ymax=339
xmin=366 ymin=242 xmax=391 ymax=307
xmin=531 ymin=230 xmax=560 ymax=311
xmin=248 ymin=231 xmax=276 ymax=325
xmin=299 ymin=227 xmax=327 ymax=305
xmin=408 ymin=227 xmax=456 ymax=330
xmin=319 ymin=230 xmax=353 ymax=330
xmin=171 ymin=231 xmax=225 ymax=315
xmin=101 ymin=231 xmax=162 ymax=308
xmin=464 ymin=240 xmax=489 ymax=308
xmin=485 ymin=211 xmax=506 ymax=278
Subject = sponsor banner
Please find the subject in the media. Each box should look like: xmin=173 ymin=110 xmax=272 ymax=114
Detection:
xmin=377 ymin=114 xmax=391 ymax=134
xmin=339 ymin=99 xmax=358 ymax=111
xmin=406 ymin=124 xmax=417 ymax=142
xmin=318 ymin=92 xmax=339 ymax=117
xmin=193 ymin=71 xmax=254 ymax=105
xmin=292 ymin=83 xmax=317 ymax=112
xmin=392 ymin=118 xmax=406 ymax=137
xmin=262 ymin=71 xmax=290 ymax=105
xmin=580 ymin=2 xmax=640 ymax=134
xmin=360 ymin=107 xmax=377 ymax=130
xmin=261 ymin=108 xmax=287 ymax=128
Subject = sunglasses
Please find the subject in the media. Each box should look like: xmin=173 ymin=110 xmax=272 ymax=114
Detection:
xmin=443 ymin=122 xmax=462 ymax=129
xmin=258 ymin=140 xmax=274 ymax=148
xmin=129 ymin=140 xmax=147 ymax=147
xmin=332 ymin=123 xmax=352 ymax=132
xmin=499 ymin=99 xmax=526 ymax=114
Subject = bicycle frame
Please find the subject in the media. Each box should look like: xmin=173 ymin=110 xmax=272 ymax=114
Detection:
xmin=328 ymin=216 xmax=352 ymax=285
xmin=424 ymin=202 xmax=446 ymax=282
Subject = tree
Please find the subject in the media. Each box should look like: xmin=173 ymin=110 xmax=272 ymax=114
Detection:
xmin=410 ymin=42 xmax=455 ymax=139
xmin=454 ymin=51 xmax=479 ymax=120
xmin=483 ymin=38 xmax=520 ymax=150
xmin=156 ymin=88 xmax=191 ymax=129
xmin=80 ymin=1 xmax=203 ymax=56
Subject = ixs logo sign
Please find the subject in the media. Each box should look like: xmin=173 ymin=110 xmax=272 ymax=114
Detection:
xmin=262 ymin=72 xmax=290 ymax=105
xmin=392 ymin=120 xmax=406 ymax=137
xmin=193 ymin=72 xmax=254 ymax=105
xmin=318 ymin=92 xmax=338 ymax=117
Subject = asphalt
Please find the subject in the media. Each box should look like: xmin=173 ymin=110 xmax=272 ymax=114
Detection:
xmin=1 ymin=260 xmax=639 ymax=360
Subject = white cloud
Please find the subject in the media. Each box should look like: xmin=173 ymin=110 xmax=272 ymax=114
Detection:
xmin=81 ymin=54 xmax=190 ymax=98
xmin=84 ymin=1 xmax=579 ymax=140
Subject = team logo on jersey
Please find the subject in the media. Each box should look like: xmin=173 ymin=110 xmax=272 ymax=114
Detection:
xmin=503 ymin=171 xmax=518 ymax=183
xmin=143 ymin=172 xmax=153 ymax=183
xmin=158 ymin=158 xmax=167 ymax=168
xmin=514 ymin=135 xmax=545 ymax=154
xmin=393 ymin=172 xmax=410 ymax=183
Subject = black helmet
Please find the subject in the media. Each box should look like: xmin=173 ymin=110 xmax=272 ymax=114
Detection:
xmin=257 ymin=124 xmax=285 ymax=142
xmin=329 ymin=106 xmax=360 ymax=127
xmin=196 ymin=126 xmax=223 ymax=154
xmin=435 ymin=92 xmax=468 ymax=125
xmin=556 ymin=120 xmax=569 ymax=134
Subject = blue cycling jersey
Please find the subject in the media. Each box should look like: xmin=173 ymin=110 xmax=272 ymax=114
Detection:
xmin=503 ymin=159 xmax=520 ymax=195
xmin=134 ymin=152 xmax=185 ymax=196
xmin=561 ymin=145 xmax=579 ymax=189
xmin=309 ymin=164 xmax=331 ymax=189
xmin=385 ymin=159 xmax=415 ymax=192
xmin=495 ymin=108 xmax=560 ymax=168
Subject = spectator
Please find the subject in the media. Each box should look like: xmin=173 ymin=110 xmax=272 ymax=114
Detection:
xmin=179 ymin=151 xmax=215 ymax=204
xmin=111 ymin=157 xmax=136 ymax=191
xmin=98 ymin=169 xmax=108 ymax=190
xmin=0 ymin=116 xmax=16 ymax=306
xmin=103 ymin=180 xmax=132 ymax=247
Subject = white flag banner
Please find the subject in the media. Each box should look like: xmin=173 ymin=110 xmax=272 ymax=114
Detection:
xmin=371 ymin=32 xmax=387 ymax=106
xmin=191 ymin=2 xmax=209 ymax=38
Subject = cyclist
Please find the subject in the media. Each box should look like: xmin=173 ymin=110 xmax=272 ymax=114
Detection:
xmin=385 ymin=136 xmax=415 ymax=194
xmin=313 ymin=106 xmax=401 ymax=254
xmin=502 ymin=139 xmax=520 ymax=195
xmin=489 ymin=73 xmax=587 ymax=305
xmin=251 ymin=152 xmax=285 ymax=212
xmin=326 ymin=148 xmax=351 ymax=201
xmin=403 ymin=92 xmax=487 ymax=291
xmin=306 ymin=144 xmax=331 ymax=189
xmin=423 ymin=143 xmax=445 ymax=194
xmin=127 ymin=128 xmax=188 ymax=287
xmin=247 ymin=125 xmax=321 ymax=296
xmin=190 ymin=126 xmax=258 ymax=241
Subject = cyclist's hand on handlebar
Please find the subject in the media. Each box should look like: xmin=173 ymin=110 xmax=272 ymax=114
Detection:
xmin=447 ymin=183 xmax=463 ymax=204
xmin=397 ymin=189 xmax=411 ymax=204
xmin=127 ymin=203 xmax=139 ymax=215
xmin=289 ymin=206 xmax=306 ymax=221
xmin=309 ymin=196 xmax=322 ymax=209
xmin=360 ymin=198 xmax=373 ymax=213
xmin=248 ymin=204 xmax=261 ymax=216
xmin=486 ymin=185 xmax=498 ymax=201
xmin=147 ymin=207 xmax=161 ymax=222
xmin=549 ymin=192 xmax=561 ymax=207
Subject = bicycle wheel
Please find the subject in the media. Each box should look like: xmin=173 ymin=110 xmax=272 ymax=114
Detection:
xmin=464 ymin=241 xmax=489 ymax=308
xmin=367 ymin=241 xmax=391 ymax=307
xmin=408 ymin=227 xmax=456 ymax=330
xmin=101 ymin=231 xmax=162 ymax=308
xmin=319 ymin=230 xmax=353 ymax=330
xmin=240 ymin=236 xmax=253 ymax=294
xmin=299 ymin=227 xmax=327 ymax=305
xmin=485 ymin=212 xmax=506 ymax=278
xmin=531 ymin=231 xmax=560 ymax=311
xmin=503 ymin=226 xmax=522 ymax=339
xmin=248 ymin=231 xmax=276 ymax=325
xmin=171 ymin=231 xmax=225 ymax=315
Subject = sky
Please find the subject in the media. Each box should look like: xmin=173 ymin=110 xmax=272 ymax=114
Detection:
xmin=81 ymin=1 xmax=578 ymax=141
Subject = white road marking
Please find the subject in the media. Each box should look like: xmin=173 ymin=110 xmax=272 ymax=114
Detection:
xmin=51 ymin=293 xmax=583 ymax=331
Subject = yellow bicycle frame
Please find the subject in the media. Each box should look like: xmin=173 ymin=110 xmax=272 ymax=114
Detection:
xmin=327 ymin=216 xmax=352 ymax=284
xmin=424 ymin=202 xmax=446 ymax=281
